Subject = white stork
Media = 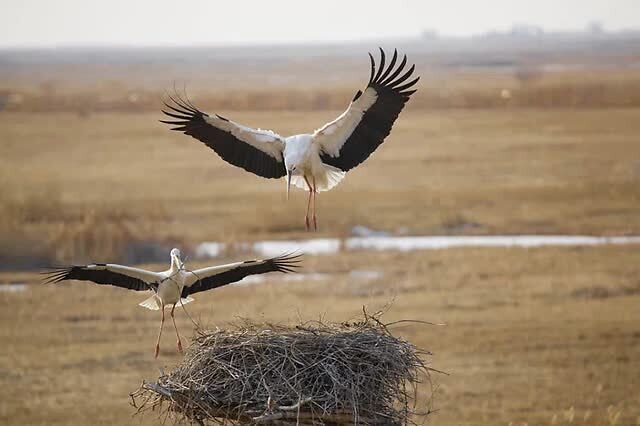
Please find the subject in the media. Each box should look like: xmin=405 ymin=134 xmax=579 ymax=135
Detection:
xmin=43 ymin=249 xmax=301 ymax=358
xmin=160 ymin=48 xmax=419 ymax=231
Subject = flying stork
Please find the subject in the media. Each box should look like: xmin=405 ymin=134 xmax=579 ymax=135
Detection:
xmin=43 ymin=249 xmax=301 ymax=358
xmin=160 ymin=48 xmax=419 ymax=230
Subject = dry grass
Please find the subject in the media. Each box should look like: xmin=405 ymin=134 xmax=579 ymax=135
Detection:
xmin=1 ymin=57 xmax=639 ymax=425
xmin=1 ymin=106 xmax=639 ymax=265
xmin=1 ymin=246 xmax=639 ymax=425
xmin=4 ymin=67 xmax=640 ymax=112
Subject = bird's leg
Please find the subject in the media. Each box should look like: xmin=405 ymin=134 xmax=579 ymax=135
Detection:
xmin=304 ymin=176 xmax=313 ymax=231
xmin=170 ymin=304 xmax=183 ymax=353
xmin=312 ymin=175 xmax=318 ymax=231
xmin=155 ymin=306 xmax=165 ymax=359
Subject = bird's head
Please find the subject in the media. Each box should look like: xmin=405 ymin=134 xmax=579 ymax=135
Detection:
xmin=170 ymin=248 xmax=184 ymax=268
xmin=284 ymin=159 xmax=302 ymax=201
xmin=285 ymin=165 xmax=298 ymax=200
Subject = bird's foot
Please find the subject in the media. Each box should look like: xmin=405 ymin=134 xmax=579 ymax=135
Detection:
xmin=154 ymin=344 xmax=160 ymax=359
xmin=177 ymin=339 xmax=183 ymax=353
xmin=312 ymin=214 xmax=317 ymax=231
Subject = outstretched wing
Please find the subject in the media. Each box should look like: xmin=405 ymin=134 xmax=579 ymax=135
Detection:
xmin=42 ymin=264 xmax=161 ymax=291
xmin=182 ymin=253 xmax=302 ymax=297
xmin=314 ymin=48 xmax=419 ymax=172
xmin=160 ymin=94 xmax=287 ymax=179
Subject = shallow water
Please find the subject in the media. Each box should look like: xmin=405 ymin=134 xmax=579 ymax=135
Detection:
xmin=195 ymin=235 xmax=640 ymax=259
xmin=344 ymin=235 xmax=640 ymax=252
xmin=0 ymin=283 xmax=27 ymax=292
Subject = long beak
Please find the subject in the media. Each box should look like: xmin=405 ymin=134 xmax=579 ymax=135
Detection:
xmin=287 ymin=171 xmax=292 ymax=201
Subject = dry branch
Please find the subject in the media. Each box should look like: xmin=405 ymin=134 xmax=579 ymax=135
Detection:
xmin=131 ymin=314 xmax=435 ymax=425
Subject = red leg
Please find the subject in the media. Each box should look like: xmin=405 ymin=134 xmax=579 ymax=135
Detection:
xmin=312 ymin=175 xmax=318 ymax=231
xmin=171 ymin=304 xmax=183 ymax=353
xmin=155 ymin=306 xmax=165 ymax=359
xmin=304 ymin=176 xmax=312 ymax=231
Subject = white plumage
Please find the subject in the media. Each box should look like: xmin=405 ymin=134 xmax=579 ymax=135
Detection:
xmin=138 ymin=294 xmax=194 ymax=311
xmin=161 ymin=48 xmax=419 ymax=230
xmin=44 ymin=249 xmax=301 ymax=357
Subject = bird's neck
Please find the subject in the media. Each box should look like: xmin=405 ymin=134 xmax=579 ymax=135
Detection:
xmin=170 ymin=258 xmax=183 ymax=273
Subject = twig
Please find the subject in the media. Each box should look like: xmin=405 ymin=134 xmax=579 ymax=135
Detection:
xmin=131 ymin=314 xmax=435 ymax=425
xmin=143 ymin=382 xmax=173 ymax=398
xmin=385 ymin=319 xmax=447 ymax=327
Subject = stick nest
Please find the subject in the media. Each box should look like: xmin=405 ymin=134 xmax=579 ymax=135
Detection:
xmin=132 ymin=314 xmax=435 ymax=425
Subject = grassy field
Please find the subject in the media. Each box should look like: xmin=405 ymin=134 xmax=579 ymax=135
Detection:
xmin=1 ymin=246 xmax=639 ymax=425
xmin=1 ymin=52 xmax=640 ymax=424
xmin=1 ymin=107 xmax=639 ymax=264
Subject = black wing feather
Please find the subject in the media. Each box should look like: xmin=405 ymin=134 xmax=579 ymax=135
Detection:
xmin=42 ymin=266 xmax=153 ymax=291
xmin=320 ymin=48 xmax=419 ymax=172
xmin=160 ymin=94 xmax=286 ymax=179
xmin=183 ymin=253 xmax=302 ymax=297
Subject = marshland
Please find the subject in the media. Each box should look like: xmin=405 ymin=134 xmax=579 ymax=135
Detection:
xmin=1 ymin=32 xmax=640 ymax=425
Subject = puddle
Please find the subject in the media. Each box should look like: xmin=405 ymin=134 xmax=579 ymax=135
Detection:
xmin=195 ymin=235 xmax=640 ymax=258
xmin=195 ymin=242 xmax=225 ymax=259
xmin=253 ymin=238 xmax=341 ymax=257
xmin=344 ymin=235 xmax=640 ymax=251
xmin=0 ymin=283 xmax=27 ymax=293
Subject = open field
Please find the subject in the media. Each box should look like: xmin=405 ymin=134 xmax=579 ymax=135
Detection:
xmin=1 ymin=106 xmax=639 ymax=265
xmin=3 ymin=37 xmax=640 ymax=111
xmin=1 ymin=104 xmax=639 ymax=424
xmin=4 ymin=68 xmax=640 ymax=112
xmin=1 ymin=245 xmax=640 ymax=425
xmin=1 ymin=44 xmax=640 ymax=425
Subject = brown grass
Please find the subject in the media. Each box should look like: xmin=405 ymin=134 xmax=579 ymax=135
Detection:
xmin=1 ymin=106 xmax=638 ymax=265
xmin=1 ymin=246 xmax=639 ymax=425
xmin=4 ymin=69 xmax=640 ymax=112
xmin=1 ymin=61 xmax=639 ymax=425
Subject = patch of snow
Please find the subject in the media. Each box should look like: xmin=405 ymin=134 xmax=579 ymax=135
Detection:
xmin=0 ymin=283 xmax=27 ymax=292
xmin=253 ymin=239 xmax=341 ymax=257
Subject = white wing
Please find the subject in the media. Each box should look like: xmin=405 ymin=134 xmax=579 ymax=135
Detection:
xmin=313 ymin=48 xmax=419 ymax=172
xmin=182 ymin=254 xmax=302 ymax=295
xmin=44 ymin=264 xmax=162 ymax=291
xmin=161 ymin=94 xmax=287 ymax=179
xmin=184 ymin=261 xmax=246 ymax=287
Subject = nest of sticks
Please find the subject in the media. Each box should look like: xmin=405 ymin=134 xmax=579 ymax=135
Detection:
xmin=132 ymin=312 xmax=435 ymax=425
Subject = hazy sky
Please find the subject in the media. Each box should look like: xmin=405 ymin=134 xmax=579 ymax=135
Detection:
xmin=0 ymin=0 xmax=638 ymax=47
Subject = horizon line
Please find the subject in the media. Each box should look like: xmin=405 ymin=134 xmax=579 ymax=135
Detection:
xmin=2 ymin=26 xmax=639 ymax=51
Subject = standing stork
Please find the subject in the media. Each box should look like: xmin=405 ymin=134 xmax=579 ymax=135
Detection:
xmin=160 ymin=48 xmax=419 ymax=231
xmin=43 ymin=249 xmax=301 ymax=358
